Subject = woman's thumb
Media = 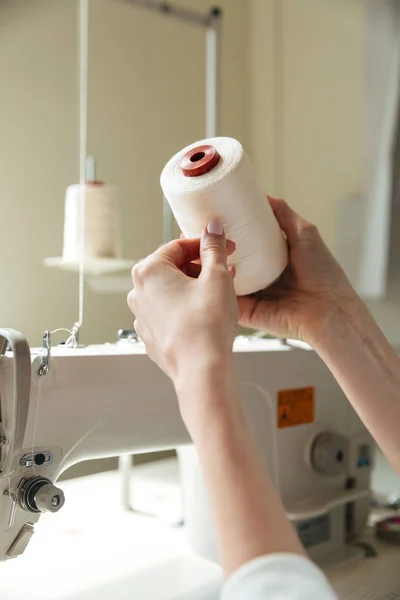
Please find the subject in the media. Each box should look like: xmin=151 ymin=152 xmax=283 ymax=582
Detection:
xmin=200 ymin=219 xmax=228 ymax=274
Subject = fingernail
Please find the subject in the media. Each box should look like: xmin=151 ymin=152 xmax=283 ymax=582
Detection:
xmin=207 ymin=219 xmax=223 ymax=236
xmin=228 ymin=265 xmax=234 ymax=272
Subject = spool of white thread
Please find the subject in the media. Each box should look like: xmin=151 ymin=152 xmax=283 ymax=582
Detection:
xmin=62 ymin=182 xmax=121 ymax=263
xmin=160 ymin=137 xmax=288 ymax=296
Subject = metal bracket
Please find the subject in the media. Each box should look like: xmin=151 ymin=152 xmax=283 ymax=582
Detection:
xmin=121 ymin=1 xmax=222 ymax=28
xmin=3 ymin=489 xmax=18 ymax=528
xmin=19 ymin=451 xmax=52 ymax=468
xmin=117 ymin=329 xmax=140 ymax=343
xmin=38 ymin=331 xmax=51 ymax=376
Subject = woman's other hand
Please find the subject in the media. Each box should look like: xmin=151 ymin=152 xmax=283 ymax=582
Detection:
xmin=238 ymin=197 xmax=358 ymax=345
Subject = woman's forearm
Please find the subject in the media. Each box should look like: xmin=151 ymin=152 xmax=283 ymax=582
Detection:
xmin=176 ymin=365 xmax=305 ymax=577
xmin=315 ymin=299 xmax=400 ymax=472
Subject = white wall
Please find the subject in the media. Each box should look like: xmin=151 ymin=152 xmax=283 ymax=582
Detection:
xmin=247 ymin=0 xmax=400 ymax=345
xmin=248 ymin=0 xmax=365 ymax=251
xmin=247 ymin=0 xmax=279 ymax=193
xmin=0 ymin=0 xmax=248 ymax=347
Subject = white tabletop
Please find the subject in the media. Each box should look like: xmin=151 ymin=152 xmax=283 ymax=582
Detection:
xmin=0 ymin=458 xmax=399 ymax=600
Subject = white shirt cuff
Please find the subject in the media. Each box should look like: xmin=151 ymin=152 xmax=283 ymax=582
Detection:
xmin=221 ymin=554 xmax=338 ymax=600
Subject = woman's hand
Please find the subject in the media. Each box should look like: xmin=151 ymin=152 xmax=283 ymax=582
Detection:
xmin=238 ymin=197 xmax=358 ymax=345
xmin=127 ymin=219 xmax=237 ymax=392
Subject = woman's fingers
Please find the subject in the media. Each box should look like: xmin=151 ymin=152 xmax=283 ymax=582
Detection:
xmin=155 ymin=238 xmax=201 ymax=268
xmin=267 ymin=195 xmax=318 ymax=245
xmin=226 ymin=239 xmax=236 ymax=255
xmin=177 ymin=234 xmax=236 ymax=278
xmin=184 ymin=263 xmax=201 ymax=278
xmin=184 ymin=262 xmax=236 ymax=280
xmin=180 ymin=232 xmax=235 ymax=254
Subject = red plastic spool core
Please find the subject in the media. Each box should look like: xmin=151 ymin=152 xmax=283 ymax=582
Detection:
xmin=180 ymin=145 xmax=220 ymax=177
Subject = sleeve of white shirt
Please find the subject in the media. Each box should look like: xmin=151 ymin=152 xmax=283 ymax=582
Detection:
xmin=221 ymin=554 xmax=338 ymax=600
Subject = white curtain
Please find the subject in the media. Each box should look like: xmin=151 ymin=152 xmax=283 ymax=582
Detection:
xmin=358 ymin=0 xmax=400 ymax=297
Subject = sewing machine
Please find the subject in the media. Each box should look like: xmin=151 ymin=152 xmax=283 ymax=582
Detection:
xmin=0 ymin=328 xmax=373 ymax=572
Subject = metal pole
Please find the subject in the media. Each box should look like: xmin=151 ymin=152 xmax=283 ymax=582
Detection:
xmin=206 ymin=9 xmax=222 ymax=137
xmin=161 ymin=7 xmax=221 ymax=243
xmin=118 ymin=454 xmax=133 ymax=511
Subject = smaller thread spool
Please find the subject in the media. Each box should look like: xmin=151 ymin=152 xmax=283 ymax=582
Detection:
xmin=180 ymin=145 xmax=220 ymax=177
xmin=62 ymin=182 xmax=121 ymax=263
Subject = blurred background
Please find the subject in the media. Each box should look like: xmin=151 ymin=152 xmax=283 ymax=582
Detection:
xmin=0 ymin=0 xmax=399 ymax=478
xmin=0 ymin=0 xmax=367 ymax=345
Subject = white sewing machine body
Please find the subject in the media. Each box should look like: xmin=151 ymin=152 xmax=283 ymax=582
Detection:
xmin=0 ymin=330 xmax=373 ymax=570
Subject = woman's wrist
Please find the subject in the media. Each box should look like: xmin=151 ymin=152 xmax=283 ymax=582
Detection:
xmin=309 ymin=292 xmax=365 ymax=353
xmin=173 ymin=353 xmax=237 ymax=393
xmin=173 ymin=356 xmax=244 ymax=440
xmin=310 ymin=294 xmax=372 ymax=363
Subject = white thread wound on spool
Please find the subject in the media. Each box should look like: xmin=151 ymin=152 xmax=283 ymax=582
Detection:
xmin=62 ymin=183 xmax=121 ymax=262
xmin=160 ymin=137 xmax=288 ymax=296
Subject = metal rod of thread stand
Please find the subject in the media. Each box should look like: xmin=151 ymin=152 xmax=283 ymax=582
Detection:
xmin=162 ymin=8 xmax=221 ymax=243
xmin=121 ymin=2 xmax=221 ymax=244
xmin=206 ymin=14 xmax=220 ymax=138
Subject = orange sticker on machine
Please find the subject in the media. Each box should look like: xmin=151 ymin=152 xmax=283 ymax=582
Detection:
xmin=277 ymin=387 xmax=315 ymax=428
